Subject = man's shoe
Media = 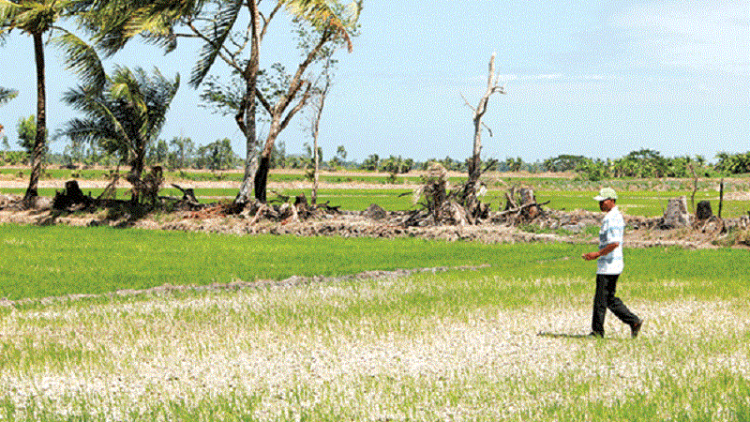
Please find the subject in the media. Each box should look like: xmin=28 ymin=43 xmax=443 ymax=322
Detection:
xmin=631 ymin=319 xmax=644 ymax=338
xmin=588 ymin=332 xmax=603 ymax=338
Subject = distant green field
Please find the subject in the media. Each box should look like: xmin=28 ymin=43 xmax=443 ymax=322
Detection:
xmin=536 ymin=190 xmax=750 ymax=217
xmin=2 ymin=167 xmax=749 ymax=216
xmin=2 ymin=185 xmax=749 ymax=217
xmin=0 ymin=167 xmax=443 ymax=185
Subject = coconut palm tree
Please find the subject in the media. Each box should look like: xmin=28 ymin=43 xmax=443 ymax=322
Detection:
xmin=94 ymin=0 xmax=361 ymax=204
xmin=0 ymin=0 xmax=105 ymax=205
xmin=59 ymin=66 xmax=179 ymax=202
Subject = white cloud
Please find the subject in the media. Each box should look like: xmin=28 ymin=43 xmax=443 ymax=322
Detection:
xmin=611 ymin=0 xmax=749 ymax=75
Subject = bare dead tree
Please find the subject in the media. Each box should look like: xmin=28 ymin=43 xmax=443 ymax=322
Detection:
xmin=461 ymin=53 xmax=506 ymax=193
xmin=308 ymin=57 xmax=335 ymax=206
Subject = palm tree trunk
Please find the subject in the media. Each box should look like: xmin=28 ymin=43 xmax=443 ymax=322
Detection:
xmin=24 ymin=32 xmax=47 ymax=205
xmin=130 ymin=145 xmax=146 ymax=204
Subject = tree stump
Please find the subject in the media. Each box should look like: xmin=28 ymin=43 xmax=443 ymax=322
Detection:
xmin=519 ymin=188 xmax=539 ymax=219
xmin=503 ymin=186 xmax=541 ymax=222
xmin=424 ymin=164 xmax=448 ymax=221
xmin=696 ymin=200 xmax=713 ymax=220
xmin=440 ymin=202 xmax=469 ymax=226
xmin=294 ymin=193 xmax=309 ymax=211
xmin=364 ymin=203 xmax=387 ymax=220
xmin=53 ymin=180 xmax=92 ymax=210
xmin=171 ymin=184 xmax=200 ymax=206
xmin=662 ymin=196 xmax=690 ymax=228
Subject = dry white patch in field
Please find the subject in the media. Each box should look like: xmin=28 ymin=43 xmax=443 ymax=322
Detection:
xmin=0 ymin=281 xmax=748 ymax=420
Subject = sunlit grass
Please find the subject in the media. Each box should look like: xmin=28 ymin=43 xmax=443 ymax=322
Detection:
xmin=0 ymin=261 xmax=747 ymax=421
xmin=0 ymin=225 xmax=748 ymax=420
xmin=2 ymin=224 xmax=750 ymax=303
xmin=0 ymin=224 xmax=500 ymax=300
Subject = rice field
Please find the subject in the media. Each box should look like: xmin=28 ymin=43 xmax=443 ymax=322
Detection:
xmin=0 ymin=226 xmax=749 ymax=421
xmin=0 ymin=272 xmax=748 ymax=421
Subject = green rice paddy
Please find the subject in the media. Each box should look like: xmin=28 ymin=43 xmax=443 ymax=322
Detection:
xmin=0 ymin=225 xmax=748 ymax=421
xmin=1 ymin=169 xmax=749 ymax=421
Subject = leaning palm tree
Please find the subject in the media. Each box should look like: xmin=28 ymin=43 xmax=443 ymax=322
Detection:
xmin=93 ymin=0 xmax=361 ymax=204
xmin=0 ymin=0 xmax=105 ymax=205
xmin=59 ymin=66 xmax=179 ymax=202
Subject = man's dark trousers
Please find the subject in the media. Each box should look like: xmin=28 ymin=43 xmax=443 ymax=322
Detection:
xmin=592 ymin=274 xmax=640 ymax=336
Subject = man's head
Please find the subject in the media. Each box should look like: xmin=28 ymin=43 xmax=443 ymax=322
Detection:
xmin=594 ymin=187 xmax=617 ymax=212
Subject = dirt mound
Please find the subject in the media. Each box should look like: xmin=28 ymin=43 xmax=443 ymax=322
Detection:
xmin=3 ymin=184 xmax=750 ymax=249
xmin=4 ymin=194 xmax=748 ymax=249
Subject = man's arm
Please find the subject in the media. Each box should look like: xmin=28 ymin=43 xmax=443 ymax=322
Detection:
xmin=582 ymin=242 xmax=619 ymax=261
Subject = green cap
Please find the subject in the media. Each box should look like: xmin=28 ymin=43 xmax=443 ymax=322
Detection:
xmin=594 ymin=187 xmax=617 ymax=201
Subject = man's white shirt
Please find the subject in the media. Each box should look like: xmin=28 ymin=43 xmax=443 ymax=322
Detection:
xmin=597 ymin=206 xmax=624 ymax=275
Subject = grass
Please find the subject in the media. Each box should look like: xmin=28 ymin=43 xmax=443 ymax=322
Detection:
xmin=3 ymin=224 xmax=750 ymax=303
xmin=1 ymin=172 xmax=749 ymax=421
xmin=0 ymin=224 xmax=494 ymax=300
xmin=0 ymin=225 xmax=749 ymax=420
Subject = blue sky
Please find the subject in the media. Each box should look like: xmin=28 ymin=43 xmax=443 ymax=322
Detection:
xmin=1 ymin=0 xmax=748 ymax=163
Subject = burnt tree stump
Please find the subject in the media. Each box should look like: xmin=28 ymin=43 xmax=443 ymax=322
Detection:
xmin=696 ymin=200 xmax=713 ymax=220
xmin=53 ymin=180 xmax=93 ymax=210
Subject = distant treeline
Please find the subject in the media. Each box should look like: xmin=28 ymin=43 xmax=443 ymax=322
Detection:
xmin=1 ymin=131 xmax=749 ymax=179
xmin=547 ymin=150 xmax=750 ymax=180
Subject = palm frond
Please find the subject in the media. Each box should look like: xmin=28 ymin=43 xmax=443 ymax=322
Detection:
xmin=0 ymin=0 xmax=21 ymax=29
xmin=87 ymin=0 xmax=204 ymax=56
xmin=123 ymin=0 xmax=205 ymax=53
xmin=3 ymin=1 xmax=63 ymax=34
xmin=52 ymin=30 xmax=107 ymax=92
xmin=138 ymin=67 xmax=180 ymax=142
xmin=58 ymin=117 xmax=108 ymax=145
xmin=60 ymin=65 xmax=179 ymax=165
xmin=86 ymin=2 xmax=137 ymax=56
xmin=189 ymin=0 xmax=242 ymax=88
xmin=61 ymin=84 xmax=91 ymax=108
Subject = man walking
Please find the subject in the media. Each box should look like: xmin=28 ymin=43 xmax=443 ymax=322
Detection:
xmin=582 ymin=188 xmax=643 ymax=338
